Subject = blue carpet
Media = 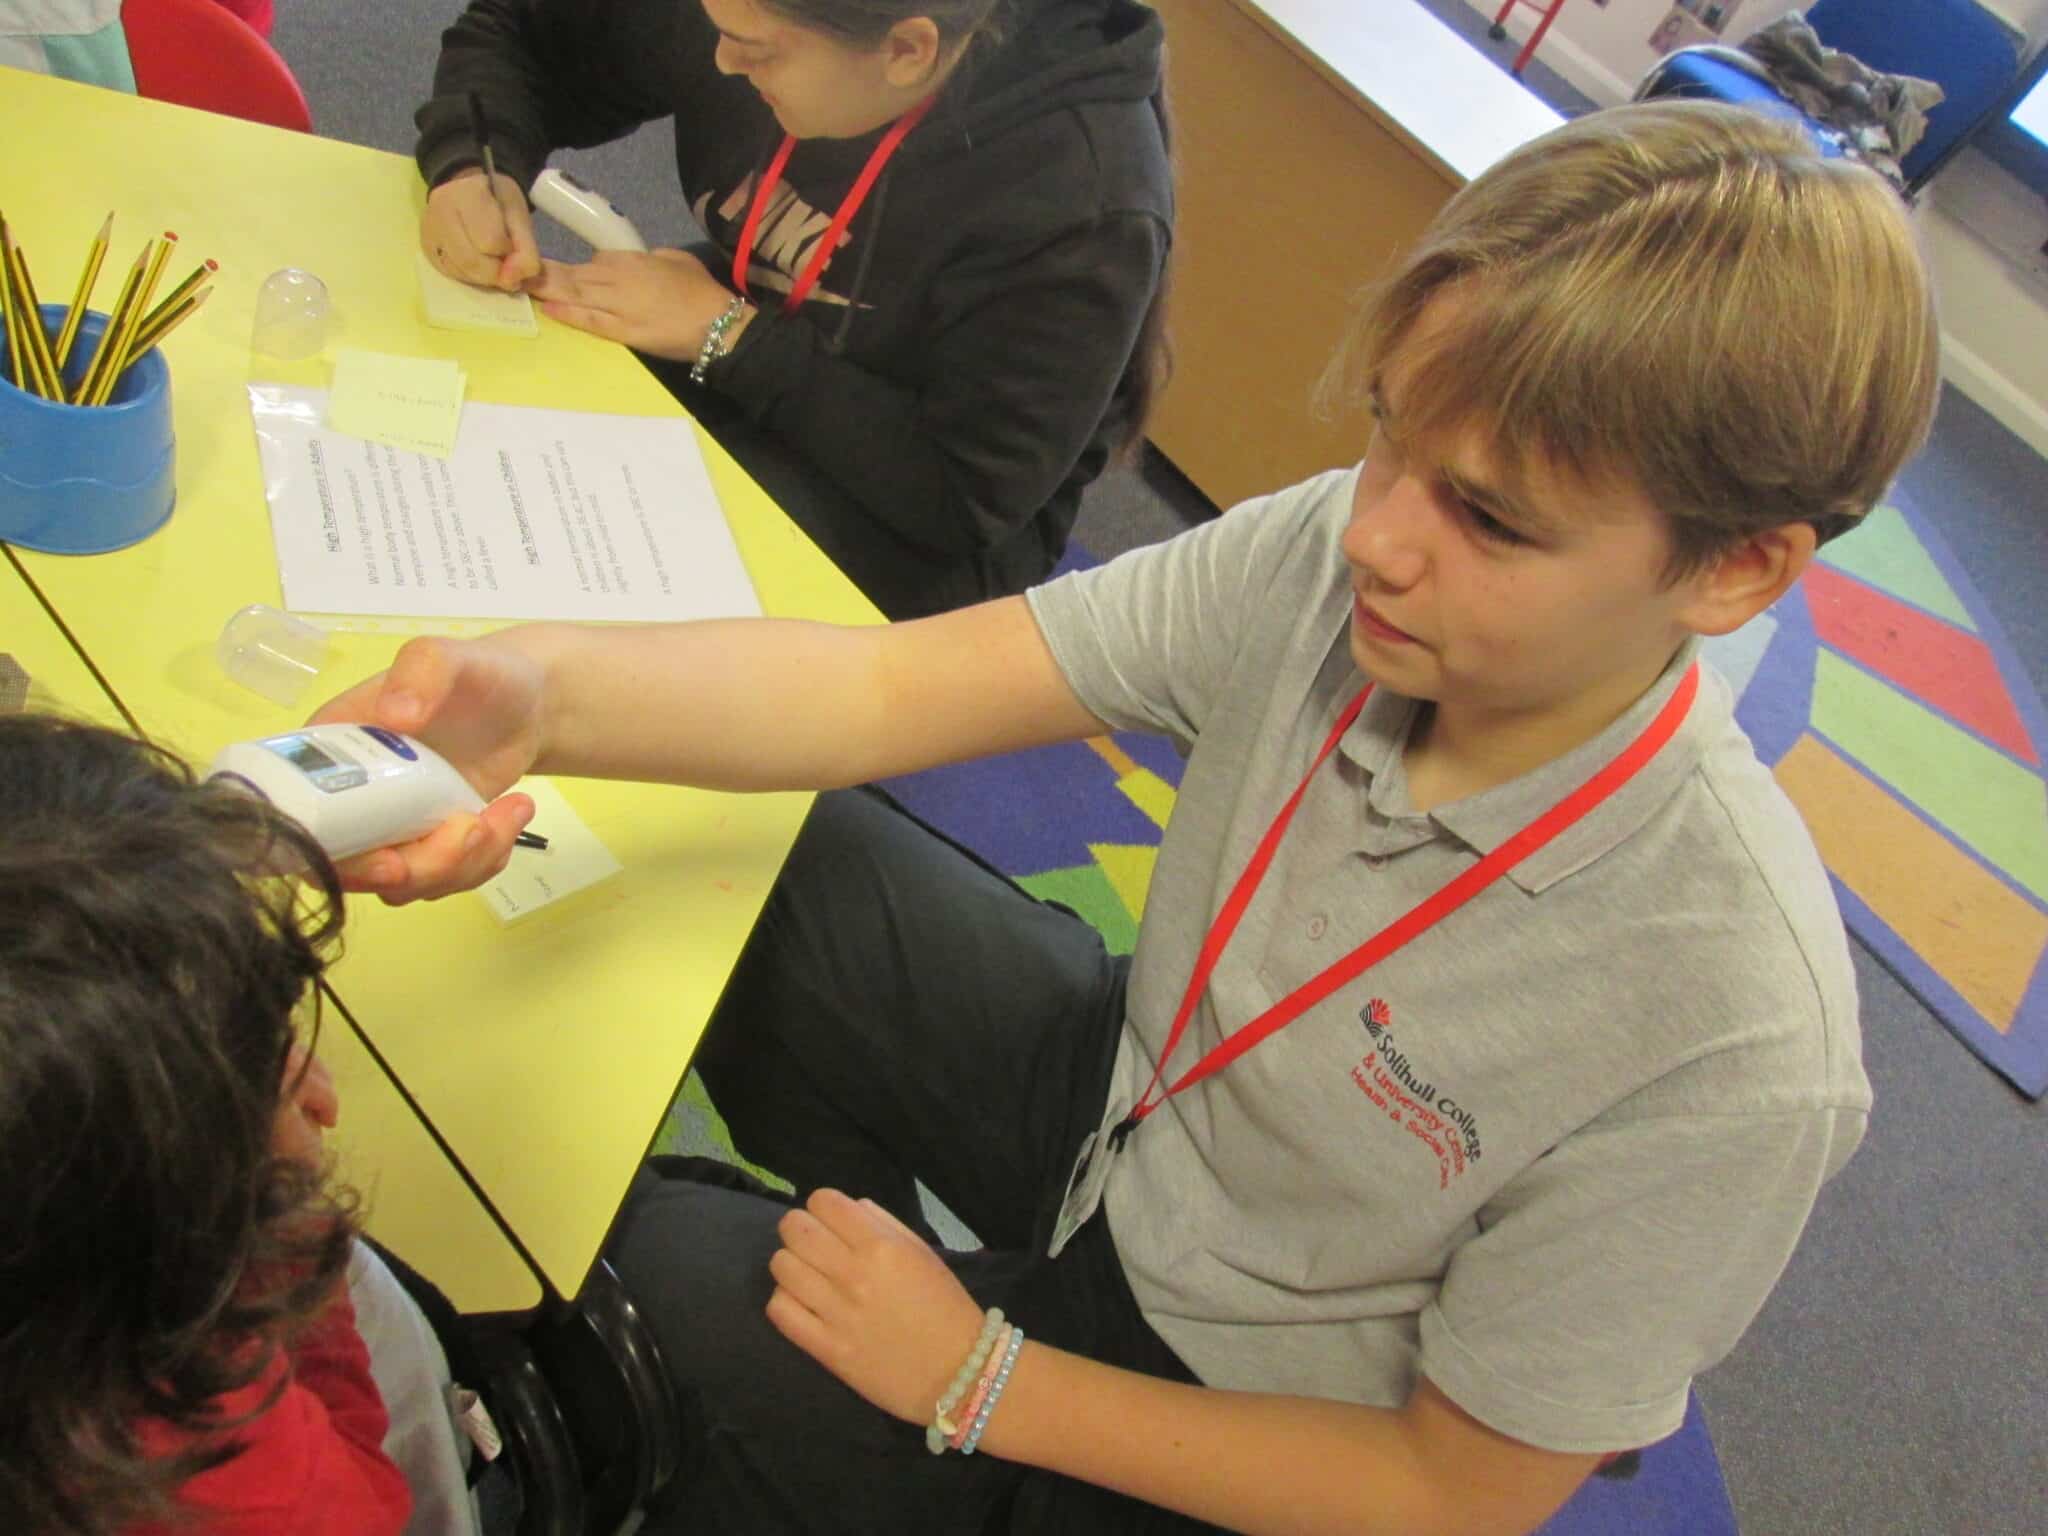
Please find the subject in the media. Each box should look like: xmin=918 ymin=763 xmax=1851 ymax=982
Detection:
xmin=1536 ymin=1397 xmax=1738 ymax=1535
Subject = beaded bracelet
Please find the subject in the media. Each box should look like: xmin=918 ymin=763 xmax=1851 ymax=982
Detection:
xmin=689 ymin=294 xmax=749 ymax=386
xmin=926 ymin=1308 xmax=1005 ymax=1454
xmin=959 ymin=1325 xmax=1024 ymax=1456
xmin=947 ymin=1324 xmax=1012 ymax=1449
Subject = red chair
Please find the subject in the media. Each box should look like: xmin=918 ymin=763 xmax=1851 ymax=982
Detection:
xmin=1488 ymin=0 xmax=1570 ymax=78
xmin=120 ymin=0 xmax=312 ymax=133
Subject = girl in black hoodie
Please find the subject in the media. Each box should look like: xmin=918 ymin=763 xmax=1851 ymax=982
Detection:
xmin=417 ymin=0 xmax=1173 ymax=619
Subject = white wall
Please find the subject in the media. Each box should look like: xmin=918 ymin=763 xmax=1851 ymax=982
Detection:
xmin=1467 ymin=0 xmax=1777 ymax=104
xmin=1466 ymin=0 xmax=2048 ymax=461
xmin=1923 ymin=2 xmax=2048 ymax=458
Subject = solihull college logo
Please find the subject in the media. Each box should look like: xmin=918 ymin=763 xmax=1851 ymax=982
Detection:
xmin=1349 ymin=998 xmax=1484 ymax=1189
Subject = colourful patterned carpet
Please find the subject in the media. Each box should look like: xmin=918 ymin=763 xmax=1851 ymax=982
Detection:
xmin=1701 ymin=494 xmax=2048 ymax=1097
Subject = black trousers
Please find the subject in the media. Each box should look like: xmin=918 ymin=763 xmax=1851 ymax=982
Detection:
xmin=603 ymin=787 xmax=1221 ymax=1535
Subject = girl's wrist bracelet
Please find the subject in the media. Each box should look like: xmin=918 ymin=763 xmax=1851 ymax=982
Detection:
xmin=926 ymin=1307 xmax=1005 ymax=1453
xmin=960 ymin=1325 xmax=1025 ymax=1456
xmin=689 ymin=294 xmax=749 ymax=385
xmin=947 ymin=1324 xmax=1012 ymax=1450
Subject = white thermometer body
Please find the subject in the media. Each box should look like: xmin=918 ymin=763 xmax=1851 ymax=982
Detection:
xmin=209 ymin=725 xmax=484 ymax=862
xmin=530 ymin=167 xmax=648 ymax=252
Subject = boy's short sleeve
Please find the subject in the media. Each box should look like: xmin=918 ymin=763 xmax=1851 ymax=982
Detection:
xmin=1419 ymin=1103 xmax=1866 ymax=1451
xmin=1027 ymin=468 xmax=1358 ymax=742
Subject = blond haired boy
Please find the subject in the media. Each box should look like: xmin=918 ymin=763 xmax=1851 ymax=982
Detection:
xmin=322 ymin=102 xmax=1939 ymax=1536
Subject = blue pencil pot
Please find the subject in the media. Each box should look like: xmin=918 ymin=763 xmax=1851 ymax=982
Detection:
xmin=0 ymin=303 xmax=176 ymax=554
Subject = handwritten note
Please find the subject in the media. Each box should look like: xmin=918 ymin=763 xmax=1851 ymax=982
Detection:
xmin=477 ymin=777 xmax=624 ymax=923
xmin=416 ymin=249 xmax=539 ymax=337
xmin=327 ymin=348 xmax=467 ymax=459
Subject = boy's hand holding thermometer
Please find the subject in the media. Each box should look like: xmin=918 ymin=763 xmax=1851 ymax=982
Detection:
xmin=256 ymin=634 xmax=550 ymax=902
xmin=209 ymin=724 xmax=545 ymax=867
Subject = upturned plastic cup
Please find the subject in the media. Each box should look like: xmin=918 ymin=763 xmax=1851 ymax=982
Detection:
xmin=217 ymin=603 xmax=332 ymax=707
xmin=0 ymin=304 xmax=176 ymax=555
xmin=250 ymin=268 xmax=331 ymax=359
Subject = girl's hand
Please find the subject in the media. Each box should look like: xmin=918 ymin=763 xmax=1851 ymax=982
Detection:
xmin=307 ymin=635 xmax=544 ymax=903
xmin=766 ymin=1188 xmax=987 ymax=1425
xmin=423 ymin=167 xmax=543 ymax=291
xmin=525 ymin=249 xmax=754 ymax=361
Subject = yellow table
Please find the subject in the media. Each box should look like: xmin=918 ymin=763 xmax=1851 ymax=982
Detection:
xmin=2 ymin=548 xmax=131 ymax=731
xmin=1 ymin=557 xmax=540 ymax=1315
xmin=1 ymin=68 xmax=879 ymax=1302
xmin=319 ymin=1012 xmax=544 ymax=1316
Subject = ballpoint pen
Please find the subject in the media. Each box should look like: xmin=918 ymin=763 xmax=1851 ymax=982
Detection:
xmin=468 ymin=92 xmax=514 ymax=248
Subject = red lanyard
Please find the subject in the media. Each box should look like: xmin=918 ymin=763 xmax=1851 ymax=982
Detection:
xmin=1110 ymin=663 xmax=1701 ymax=1151
xmin=731 ymin=94 xmax=936 ymax=314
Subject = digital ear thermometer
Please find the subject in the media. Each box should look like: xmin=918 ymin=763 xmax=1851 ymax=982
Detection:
xmin=530 ymin=168 xmax=648 ymax=252
xmin=209 ymin=724 xmax=486 ymax=863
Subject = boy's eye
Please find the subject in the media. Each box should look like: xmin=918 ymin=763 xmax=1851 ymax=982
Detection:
xmin=1364 ymin=393 xmax=1405 ymax=465
xmin=1455 ymin=494 xmax=1527 ymax=546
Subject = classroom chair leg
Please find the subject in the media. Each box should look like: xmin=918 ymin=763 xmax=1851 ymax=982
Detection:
xmin=528 ymin=1261 xmax=684 ymax=1533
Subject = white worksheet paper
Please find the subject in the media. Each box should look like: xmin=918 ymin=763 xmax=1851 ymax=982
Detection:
xmin=249 ymin=384 xmax=759 ymax=623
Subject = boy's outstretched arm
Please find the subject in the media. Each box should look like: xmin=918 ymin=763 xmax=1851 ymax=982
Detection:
xmin=311 ymin=597 xmax=1107 ymax=901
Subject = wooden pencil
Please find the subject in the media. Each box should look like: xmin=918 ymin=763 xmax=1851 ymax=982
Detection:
xmin=1 ymin=223 xmax=60 ymax=400
xmin=0 ymin=222 xmax=27 ymax=394
xmin=52 ymin=212 xmax=111 ymax=373
xmin=117 ymin=283 xmax=211 ymax=373
xmin=87 ymin=232 xmax=174 ymax=407
xmin=136 ymin=256 xmax=216 ymax=338
xmin=72 ymin=242 xmax=147 ymax=405
xmin=7 ymin=232 xmax=67 ymax=400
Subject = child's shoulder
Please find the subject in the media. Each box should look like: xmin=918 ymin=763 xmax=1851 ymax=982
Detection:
xmin=1639 ymin=675 xmax=1866 ymax=1107
xmin=1690 ymin=676 xmax=1850 ymax=962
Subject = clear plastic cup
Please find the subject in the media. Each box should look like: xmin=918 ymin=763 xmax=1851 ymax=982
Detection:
xmin=251 ymin=268 xmax=332 ymax=360
xmin=217 ymin=603 xmax=331 ymax=706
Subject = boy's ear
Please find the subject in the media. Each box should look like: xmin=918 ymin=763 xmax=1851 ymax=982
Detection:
xmin=1678 ymin=522 xmax=1818 ymax=638
xmin=882 ymin=17 xmax=945 ymax=86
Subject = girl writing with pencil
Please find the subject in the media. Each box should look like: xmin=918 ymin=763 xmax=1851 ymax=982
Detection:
xmin=415 ymin=0 xmax=1173 ymax=619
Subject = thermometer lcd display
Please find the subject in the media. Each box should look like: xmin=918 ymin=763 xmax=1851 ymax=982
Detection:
xmin=262 ymin=734 xmax=367 ymax=792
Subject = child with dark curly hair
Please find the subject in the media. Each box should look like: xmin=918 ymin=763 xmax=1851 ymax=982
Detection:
xmin=0 ymin=714 xmax=411 ymax=1536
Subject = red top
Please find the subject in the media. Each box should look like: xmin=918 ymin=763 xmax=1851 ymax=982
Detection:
xmin=131 ymin=1291 xmax=411 ymax=1535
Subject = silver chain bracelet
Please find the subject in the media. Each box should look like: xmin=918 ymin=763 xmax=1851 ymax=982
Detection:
xmin=690 ymin=295 xmax=749 ymax=386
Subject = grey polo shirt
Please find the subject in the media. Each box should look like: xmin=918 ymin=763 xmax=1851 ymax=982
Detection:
xmin=1026 ymin=467 xmax=1869 ymax=1452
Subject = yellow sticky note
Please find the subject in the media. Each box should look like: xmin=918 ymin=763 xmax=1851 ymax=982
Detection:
xmin=327 ymin=347 xmax=467 ymax=459
xmin=416 ymin=249 xmax=539 ymax=337
xmin=476 ymin=777 xmax=624 ymax=924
